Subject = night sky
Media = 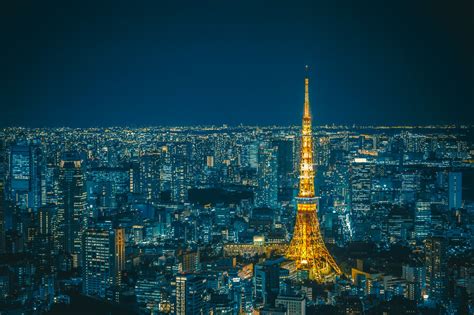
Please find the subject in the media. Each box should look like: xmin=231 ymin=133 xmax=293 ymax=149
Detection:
xmin=1 ymin=0 xmax=472 ymax=127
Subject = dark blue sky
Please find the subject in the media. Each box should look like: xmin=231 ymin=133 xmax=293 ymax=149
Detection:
xmin=1 ymin=0 xmax=472 ymax=127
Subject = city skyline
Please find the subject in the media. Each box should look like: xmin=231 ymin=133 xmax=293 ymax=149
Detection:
xmin=0 ymin=1 xmax=473 ymax=314
xmin=2 ymin=102 xmax=473 ymax=314
xmin=1 ymin=94 xmax=473 ymax=313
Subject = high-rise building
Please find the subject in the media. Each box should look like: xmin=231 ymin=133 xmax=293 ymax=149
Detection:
xmin=87 ymin=167 xmax=130 ymax=213
xmin=82 ymin=227 xmax=124 ymax=299
xmin=254 ymin=259 xmax=280 ymax=306
xmin=127 ymin=162 xmax=140 ymax=194
xmin=241 ymin=142 xmax=258 ymax=169
xmin=400 ymin=172 xmax=420 ymax=204
xmin=9 ymin=145 xmax=30 ymax=208
xmin=0 ymin=139 xmax=6 ymax=184
xmin=0 ymin=180 xmax=5 ymax=253
xmin=215 ymin=205 xmax=230 ymax=227
xmin=387 ymin=205 xmax=412 ymax=243
xmin=425 ymin=236 xmax=447 ymax=301
xmin=275 ymin=294 xmax=306 ymax=315
xmin=180 ymin=249 xmax=200 ymax=273
xmin=175 ymin=274 xmax=208 ymax=315
xmin=286 ymin=67 xmax=341 ymax=282
xmin=402 ymin=263 xmax=425 ymax=301
xmin=350 ymin=158 xmax=374 ymax=240
xmin=271 ymin=138 xmax=295 ymax=199
xmin=29 ymin=144 xmax=45 ymax=210
xmin=170 ymin=143 xmax=191 ymax=203
xmin=136 ymin=279 xmax=163 ymax=310
xmin=158 ymin=144 xmax=173 ymax=198
xmin=350 ymin=158 xmax=373 ymax=214
xmin=38 ymin=205 xmax=55 ymax=235
xmin=448 ymin=172 xmax=462 ymax=210
xmin=56 ymin=152 xmax=86 ymax=266
xmin=315 ymin=136 xmax=330 ymax=168
xmin=114 ymin=227 xmax=125 ymax=286
xmin=139 ymin=153 xmax=161 ymax=201
xmin=191 ymin=138 xmax=215 ymax=185
xmin=8 ymin=144 xmax=44 ymax=211
xmin=256 ymin=145 xmax=278 ymax=209
xmin=44 ymin=156 xmax=59 ymax=205
xmin=209 ymin=293 xmax=235 ymax=314
xmin=414 ymin=202 xmax=431 ymax=240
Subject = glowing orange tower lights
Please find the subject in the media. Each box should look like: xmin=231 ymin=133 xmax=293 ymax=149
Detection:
xmin=286 ymin=66 xmax=342 ymax=282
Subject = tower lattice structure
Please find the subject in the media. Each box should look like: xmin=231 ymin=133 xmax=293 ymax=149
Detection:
xmin=286 ymin=68 xmax=342 ymax=282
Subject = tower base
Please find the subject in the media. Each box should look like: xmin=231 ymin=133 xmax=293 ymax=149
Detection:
xmin=287 ymin=199 xmax=341 ymax=282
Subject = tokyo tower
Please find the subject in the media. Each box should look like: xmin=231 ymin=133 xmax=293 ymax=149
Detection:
xmin=286 ymin=67 xmax=342 ymax=282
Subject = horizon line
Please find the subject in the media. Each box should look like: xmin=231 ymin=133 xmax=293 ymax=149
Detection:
xmin=2 ymin=123 xmax=473 ymax=130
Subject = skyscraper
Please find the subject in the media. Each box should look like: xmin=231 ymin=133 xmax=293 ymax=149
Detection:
xmin=286 ymin=68 xmax=341 ymax=281
xmin=175 ymin=274 xmax=208 ymax=315
xmin=87 ymin=167 xmax=130 ymax=214
xmin=241 ymin=142 xmax=258 ymax=169
xmin=350 ymin=158 xmax=374 ymax=240
xmin=256 ymin=144 xmax=278 ymax=209
xmin=170 ymin=143 xmax=191 ymax=203
xmin=29 ymin=144 xmax=45 ymax=210
xmin=402 ymin=263 xmax=425 ymax=301
xmin=56 ymin=152 xmax=86 ymax=266
xmin=448 ymin=172 xmax=462 ymax=210
xmin=8 ymin=144 xmax=44 ymax=211
xmin=180 ymin=249 xmax=200 ymax=273
xmin=271 ymin=138 xmax=295 ymax=200
xmin=114 ymin=227 xmax=125 ymax=287
xmin=425 ymin=236 xmax=447 ymax=301
xmin=9 ymin=145 xmax=30 ymax=208
xmin=275 ymin=295 xmax=306 ymax=315
xmin=0 ymin=180 xmax=5 ymax=253
xmin=254 ymin=259 xmax=280 ymax=306
xmin=136 ymin=279 xmax=163 ymax=311
xmin=139 ymin=152 xmax=161 ymax=201
xmin=38 ymin=205 xmax=55 ymax=235
xmin=82 ymin=227 xmax=124 ymax=299
xmin=414 ymin=202 xmax=431 ymax=240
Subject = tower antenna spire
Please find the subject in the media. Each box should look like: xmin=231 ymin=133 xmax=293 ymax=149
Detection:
xmin=304 ymin=65 xmax=310 ymax=118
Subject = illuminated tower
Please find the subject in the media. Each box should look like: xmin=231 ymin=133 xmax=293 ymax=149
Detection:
xmin=286 ymin=67 xmax=341 ymax=281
